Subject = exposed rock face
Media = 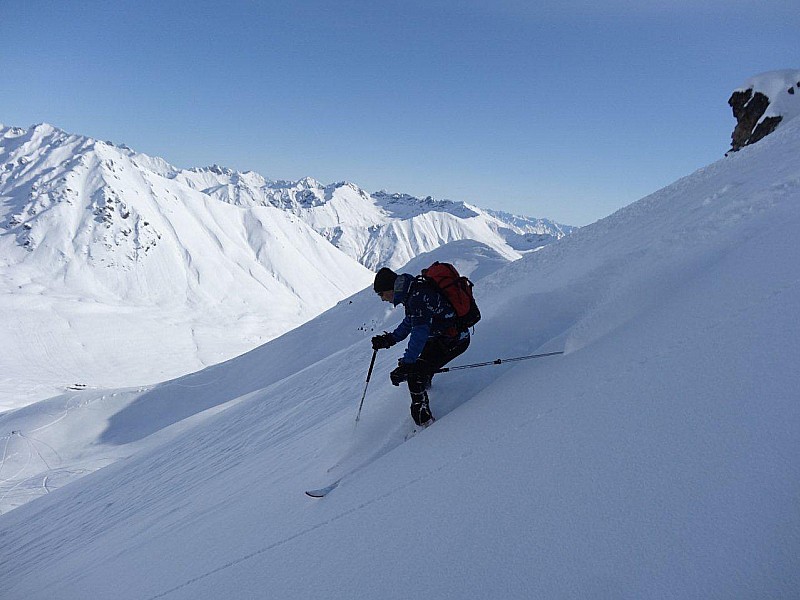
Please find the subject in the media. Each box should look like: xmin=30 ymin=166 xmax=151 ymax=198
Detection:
xmin=728 ymin=70 xmax=800 ymax=153
xmin=728 ymin=89 xmax=783 ymax=152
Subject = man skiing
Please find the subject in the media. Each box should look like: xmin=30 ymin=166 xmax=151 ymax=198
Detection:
xmin=371 ymin=267 xmax=470 ymax=428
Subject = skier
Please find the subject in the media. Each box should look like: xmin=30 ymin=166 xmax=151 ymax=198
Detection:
xmin=371 ymin=267 xmax=470 ymax=428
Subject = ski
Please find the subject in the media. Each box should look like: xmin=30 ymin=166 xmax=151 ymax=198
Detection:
xmin=304 ymin=479 xmax=341 ymax=498
xmin=305 ymin=418 xmax=434 ymax=498
xmin=404 ymin=416 xmax=435 ymax=441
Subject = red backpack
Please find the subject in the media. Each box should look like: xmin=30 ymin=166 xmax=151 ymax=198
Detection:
xmin=420 ymin=262 xmax=481 ymax=331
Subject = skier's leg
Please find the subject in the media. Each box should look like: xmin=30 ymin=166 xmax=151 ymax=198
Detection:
xmin=417 ymin=333 xmax=471 ymax=382
xmin=407 ymin=372 xmax=433 ymax=426
xmin=405 ymin=334 xmax=470 ymax=426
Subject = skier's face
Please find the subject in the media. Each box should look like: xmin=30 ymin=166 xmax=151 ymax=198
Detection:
xmin=379 ymin=290 xmax=394 ymax=303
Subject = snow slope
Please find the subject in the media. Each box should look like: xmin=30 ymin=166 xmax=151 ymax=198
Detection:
xmin=1 ymin=116 xmax=799 ymax=598
xmin=0 ymin=239 xmax=509 ymax=513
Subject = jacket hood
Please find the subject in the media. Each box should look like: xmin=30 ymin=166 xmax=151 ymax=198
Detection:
xmin=392 ymin=273 xmax=414 ymax=306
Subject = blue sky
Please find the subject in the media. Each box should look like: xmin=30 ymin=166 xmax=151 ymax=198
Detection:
xmin=2 ymin=1 xmax=797 ymax=225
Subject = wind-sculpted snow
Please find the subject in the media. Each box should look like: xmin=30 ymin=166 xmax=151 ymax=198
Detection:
xmin=1 ymin=117 xmax=799 ymax=599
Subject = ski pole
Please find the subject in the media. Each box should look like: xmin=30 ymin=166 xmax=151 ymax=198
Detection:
xmin=435 ymin=350 xmax=564 ymax=373
xmin=355 ymin=349 xmax=378 ymax=424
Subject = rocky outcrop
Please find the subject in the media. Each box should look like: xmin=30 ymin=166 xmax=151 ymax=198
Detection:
xmin=728 ymin=70 xmax=800 ymax=153
xmin=728 ymin=89 xmax=783 ymax=152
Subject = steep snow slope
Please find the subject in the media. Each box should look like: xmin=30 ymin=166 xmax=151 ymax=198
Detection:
xmin=1 ymin=117 xmax=799 ymax=599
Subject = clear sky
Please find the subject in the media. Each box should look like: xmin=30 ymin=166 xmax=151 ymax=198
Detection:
xmin=2 ymin=1 xmax=797 ymax=225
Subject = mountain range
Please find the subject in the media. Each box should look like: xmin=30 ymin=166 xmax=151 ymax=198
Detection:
xmin=1 ymin=122 xmax=571 ymax=275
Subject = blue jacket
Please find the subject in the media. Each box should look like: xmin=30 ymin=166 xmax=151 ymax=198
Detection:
xmin=388 ymin=274 xmax=466 ymax=364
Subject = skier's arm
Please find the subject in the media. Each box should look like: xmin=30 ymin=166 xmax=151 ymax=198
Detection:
xmin=390 ymin=315 xmax=413 ymax=343
xmin=402 ymin=322 xmax=431 ymax=363
xmin=394 ymin=290 xmax=435 ymax=363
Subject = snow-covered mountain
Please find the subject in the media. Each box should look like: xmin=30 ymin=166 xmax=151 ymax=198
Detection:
xmin=0 ymin=85 xmax=798 ymax=597
xmin=0 ymin=123 xmax=375 ymax=305
xmin=1 ymin=122 xmax=571 ymax=275
xmin=0 ymin=123 xmax=569 ymax=408
xmin=0 ymin=123 xmax=374 ymax=408
xmin=171 ymin=164 xmax=573 ymax=270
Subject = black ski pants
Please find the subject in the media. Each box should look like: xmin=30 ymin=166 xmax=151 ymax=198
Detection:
xmin=406 ymin=333 xmax=470 ymax=424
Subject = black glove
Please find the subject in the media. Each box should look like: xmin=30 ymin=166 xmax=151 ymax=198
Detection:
xmin=390 ymin=361 xmax=414 ymax=386
xmin=371 ymin=332 xmax=395 ymax=351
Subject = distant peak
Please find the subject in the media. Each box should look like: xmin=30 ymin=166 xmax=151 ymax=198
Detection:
xmin=328 ymin=181 xmax=361 ymax=193
xmin=31 ymin=122 xmax=59 ymax=132
xmin=297 ymin=176 xmax=322 ymax=188
xmin=191 ymin=164 xmax=236 ymax=176
xmin=371 ymin=190 xmax=479 ymax=219
xmin=2 ymin=125 xmax=26 ymax=138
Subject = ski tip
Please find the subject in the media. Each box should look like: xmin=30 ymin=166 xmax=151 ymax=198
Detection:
xmin=304 ymin=480 xmax=340 ymax=498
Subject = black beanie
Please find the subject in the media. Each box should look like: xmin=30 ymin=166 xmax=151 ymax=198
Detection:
xmin=373 ymin=267 xmax=398 ymax=294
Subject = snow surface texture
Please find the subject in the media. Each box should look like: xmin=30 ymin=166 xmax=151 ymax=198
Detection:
xmin=0 ymin=107 xmax=798 ymax=597
xmin=0 ymin=124 xmax=568 ymax=410
xmin=736 ymin=68 xmax=800 ymax=124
